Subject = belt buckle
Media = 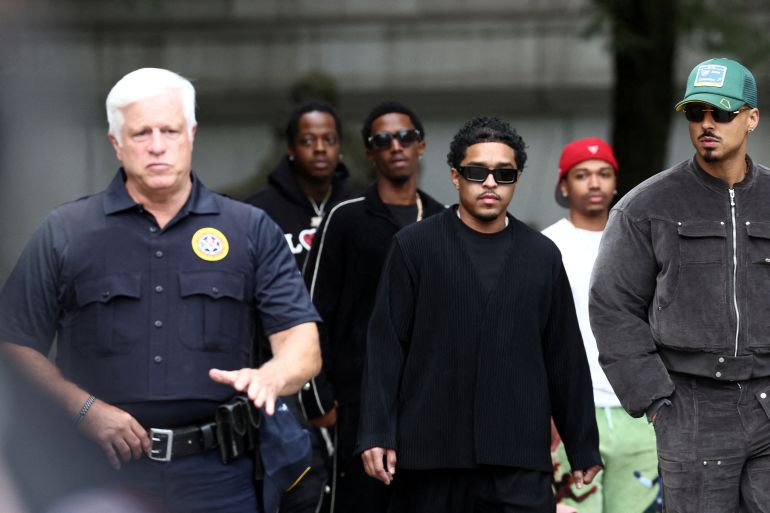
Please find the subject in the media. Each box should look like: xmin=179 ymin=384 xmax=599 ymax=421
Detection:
xmin=148 ymin=428 xmax=174 ymax=462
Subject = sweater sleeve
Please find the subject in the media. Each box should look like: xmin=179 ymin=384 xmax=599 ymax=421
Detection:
xmin=589 ymin=209 xmax=675 ymax=417
xmin=545 ymin=262 xmax=602 ymax=472
xmin=356 ymin=239 xmax=414 ymax=453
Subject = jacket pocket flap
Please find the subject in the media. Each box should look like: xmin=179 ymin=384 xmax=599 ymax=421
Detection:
xmin=677 ymin=222 xmax=726 ymax=238
xmin=179 ymin=271 xmax=245 ymax=300
xmin=74 ymin=273 xmax=142 ymax=306
xmin=746 ymin=222 xmax=770 ymax=240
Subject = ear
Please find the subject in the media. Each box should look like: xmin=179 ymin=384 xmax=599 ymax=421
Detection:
xmin=560 ymin=181 xmax=569 ymax=197
xmin=108 ymin=132 xmax=123 ymax=162
xmin=747 ymin=108 xmax=760 ymax=132
xmin=450 ymin=168 xmax=461 ymax=190
xmin=417 ymin=140 xmax=426 ymax=158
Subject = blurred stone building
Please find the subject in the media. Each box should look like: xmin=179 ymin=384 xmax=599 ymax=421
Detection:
xmin=1 ymin=0 xmax=769 ymax=281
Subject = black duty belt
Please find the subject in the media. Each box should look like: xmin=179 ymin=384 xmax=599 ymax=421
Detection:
xmin=147 ymin=395 xmax=261 ymax=464
xmin=148 ymin=422 xmax=218 ymax=462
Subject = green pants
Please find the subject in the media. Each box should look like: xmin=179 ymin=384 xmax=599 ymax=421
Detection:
xmin=554 ymin=406 xmax=660 ymax=513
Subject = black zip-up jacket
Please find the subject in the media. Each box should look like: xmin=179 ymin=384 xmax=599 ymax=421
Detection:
xmin=303 ymin=183 xmax=444 ymax=464
xmin=357 ymin=208 xmax=601 ymax=472
xmin=590 ymin=156 xmax=770 ymax=417
xmin=246 ymin=156 xmax=355 ymax=421
xmin=246 ymin=155 xmax=354 ymax=269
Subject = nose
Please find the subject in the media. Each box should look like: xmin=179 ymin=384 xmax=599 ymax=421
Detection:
xmin=587 ymin=173 xmax=600 ymax=189
xmin=482 ymin=171 xmax=497 ymax=188
xmin=148 ymin=130 xmax=165 ymax=154
xmin=389 ymin=138 xmax=403 ymax=151
xmin=313 ymin=138 xmax=326 ymax=153
xmin=701 ymin=111 xmax=716 ymax=129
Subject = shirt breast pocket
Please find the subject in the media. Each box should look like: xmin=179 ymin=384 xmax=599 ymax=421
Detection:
xmin=73 ymin=273 xmax=142 ymax=357
xmin=178 ymin=271 xmax=247 ymax=352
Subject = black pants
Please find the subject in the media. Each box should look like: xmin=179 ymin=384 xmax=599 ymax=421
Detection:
xmin=655 ymin=373 xmax=770 ymax=513
xmin=387 ymin=467 xmax=555 ymax=513
xmin=122 ymin=450 xmax=258 ymax=513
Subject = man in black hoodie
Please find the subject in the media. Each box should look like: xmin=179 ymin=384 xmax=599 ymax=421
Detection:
xmin=246 ymin=102 xmax=354 ymax=513
xmin=247 ymin=101 xmax=355 ymax=269
xmin=303 ymin=101 xmax=445 ymax=513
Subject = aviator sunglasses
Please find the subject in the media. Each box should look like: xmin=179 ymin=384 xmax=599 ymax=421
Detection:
xmin=457 ymin=165 xmax=519 ymax=184
xmin=683 ymin=103 xmax=749 ymax=123
xmin=367 ymin=129 xmax=422 ymax=149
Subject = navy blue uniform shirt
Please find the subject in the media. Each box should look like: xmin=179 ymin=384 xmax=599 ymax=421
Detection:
xmin=0 ymin=170 xmax=320 ymax=426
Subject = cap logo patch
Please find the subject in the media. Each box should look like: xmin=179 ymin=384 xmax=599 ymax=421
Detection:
xmin=719 ymin=98 xmax=732 ymax=110
xmin=694 ymin=64 xmax=727 ymax=88
xmin=191 ymin=227 xmax=229 ymax=261
xmin=587 ymin=145 xmax=599 ymax=154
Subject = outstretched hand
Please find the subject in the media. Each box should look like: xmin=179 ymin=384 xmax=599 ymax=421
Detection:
xmin=209 ymin=367 xmax=287 ymax=415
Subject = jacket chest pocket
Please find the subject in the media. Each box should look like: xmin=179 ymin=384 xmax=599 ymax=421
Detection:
xmin=745 ymin=222 xmax=770 ymax=344
xmin=72 ymin=273 xmax=142 ymax=357
xmin=179 ymin=271 xmax=248 ymax=352
xmin=677 ymin=221 xmax=726 ymax=264
xmin=655 ymin=222 xmax=728 ymax=349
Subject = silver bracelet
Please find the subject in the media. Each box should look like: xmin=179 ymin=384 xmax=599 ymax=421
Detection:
xmin=74 ymin=395 xmax=96 ymax=426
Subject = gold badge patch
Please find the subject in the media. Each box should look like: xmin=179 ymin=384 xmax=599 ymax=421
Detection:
xmin=191 ymin=227 xmax=229 ymax=262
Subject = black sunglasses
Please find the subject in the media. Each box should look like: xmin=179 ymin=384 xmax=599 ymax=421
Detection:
xmin=457 ymin=165 xmax=519 ymax=184
xmin=367 ymin=129 xmax=422 ymax=149
xmin=683 ymin=104 xmax=748 ymax=123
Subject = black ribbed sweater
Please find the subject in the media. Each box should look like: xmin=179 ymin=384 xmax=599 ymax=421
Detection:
xmin=357 ymin=208 xmax=601 ymax=473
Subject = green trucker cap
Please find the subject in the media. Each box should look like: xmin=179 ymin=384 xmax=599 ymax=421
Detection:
xmin=675 ymin=57 xmax=758 ymax=111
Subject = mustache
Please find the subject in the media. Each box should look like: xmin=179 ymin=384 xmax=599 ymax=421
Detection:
xmin=699 ymin=130 xmax=721 ymax=141
xmin=477 ymin=192 xmax=501 ymax=201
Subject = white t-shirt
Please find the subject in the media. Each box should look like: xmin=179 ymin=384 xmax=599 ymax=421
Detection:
xmin=542 ymin=217 xmax=620 ymax=407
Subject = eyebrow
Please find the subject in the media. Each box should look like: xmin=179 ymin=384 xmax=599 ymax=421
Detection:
xmin=464 ymin=161 xmax=516 ymax=168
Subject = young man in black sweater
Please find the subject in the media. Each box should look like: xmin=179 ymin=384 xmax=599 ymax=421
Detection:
xmin=303 ymin=101 xmax=444 ymax=513
xmin=358 ymin=117 xmax=602 ymax=513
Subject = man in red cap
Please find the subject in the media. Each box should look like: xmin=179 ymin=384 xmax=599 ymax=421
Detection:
xmin=543 ymin=138 xmax=660 ymax=513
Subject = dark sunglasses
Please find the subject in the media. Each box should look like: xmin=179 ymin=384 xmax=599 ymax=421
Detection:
xmin=457 ymin=165 xmax=519 ymax=184
xmin=683 ymin=104 xmax=748 ymax=123
xmin=367 ymin=129 xmax=422 ymax=149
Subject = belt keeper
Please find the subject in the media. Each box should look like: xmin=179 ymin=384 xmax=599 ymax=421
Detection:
xmin=73 ymin=394 xmax=96 ymax=427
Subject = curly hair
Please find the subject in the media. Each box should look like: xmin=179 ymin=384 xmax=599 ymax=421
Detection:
xmin=446 ymin=116 xmax=527 ymax=172
xmin=361 ymin=101 xmax=425 ymax=148
xmin=285 ymin=101 xmax=342 ymax=144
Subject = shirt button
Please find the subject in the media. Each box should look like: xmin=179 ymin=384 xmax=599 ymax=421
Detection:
xmin=155 ymin=285 xmax=164 ymax=293
xmin=703 ymin=461 xmax=708 ymax=466
xmin=155 ymin=250 xmax=164 ymax=258
xmin=762 ymin=393 xmax=767 ymax=399
xmin=718 ymin=357 xmax=725 ymax=363
xmin=303 ymin=382 xmax=311 ymax=391
xmin=101 ymin=291 xmax=111 ymax=298
xmin=149 ymin=226 xmax=158 ymax=233
xmin=153 ymin=355 xmax=163 ymax=363
xmin=746 ymin=221 xmax=751 ymax=226
xmin=715 ymin=371 xmax=722 ymax=378
xmin=154 ymin=320 xmax=163 ymax=328
xmin=212 ymin=287 xmax=219 ymax=294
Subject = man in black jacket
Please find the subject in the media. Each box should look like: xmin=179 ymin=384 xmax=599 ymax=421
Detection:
xmin=303 ymin=101 xmax=444 ymax=513
xmin=358 ymin=117 xmax=602 ymax=513
xmin=246 ymin=101 xmax=354 ymax=513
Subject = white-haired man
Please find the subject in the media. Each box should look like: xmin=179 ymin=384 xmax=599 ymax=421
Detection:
xmin=0 ymin=68 xmax=322 ymax=513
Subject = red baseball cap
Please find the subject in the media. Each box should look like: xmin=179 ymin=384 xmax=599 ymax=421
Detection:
xmin=555 ymin=137 xmax=618 ymax=208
